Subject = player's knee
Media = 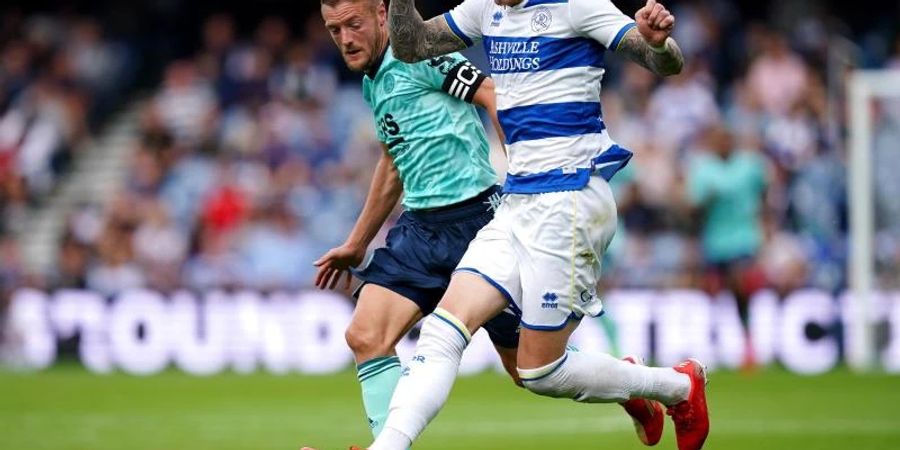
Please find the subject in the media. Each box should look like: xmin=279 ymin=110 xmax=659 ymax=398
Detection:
xmin=519 ymin=374 xmax=564 ymax=397
xmin=344 ymin=324 xmax=393 ymax=360
xmin=517 ymin=359 xmax=572 ymax=399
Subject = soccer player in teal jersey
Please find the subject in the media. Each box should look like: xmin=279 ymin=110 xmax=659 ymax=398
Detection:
xmin=310 ymin=0 xmax=521 ymax=445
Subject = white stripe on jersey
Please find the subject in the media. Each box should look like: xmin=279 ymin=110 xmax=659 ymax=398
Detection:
xmin=507 ymin=132 xmax=615 ymax=176
xmin=492 ymin=66 xmax=605 ymax=111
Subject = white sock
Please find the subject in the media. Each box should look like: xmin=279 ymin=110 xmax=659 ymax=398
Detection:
xmin=518 ymin=351 xmax=690 ymax=406
xmin=369 ymin=309 xmax=470 ymax=450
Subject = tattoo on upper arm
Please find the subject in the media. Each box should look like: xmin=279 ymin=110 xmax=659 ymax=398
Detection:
xmin=615 ymin=29 xmax=684 ymax=77
xmin=388 ymin=0 xmax=468 ymax=62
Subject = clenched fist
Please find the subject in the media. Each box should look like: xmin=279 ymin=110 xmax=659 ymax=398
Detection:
xmin=635 ymin=0 xmax=675 ymax=48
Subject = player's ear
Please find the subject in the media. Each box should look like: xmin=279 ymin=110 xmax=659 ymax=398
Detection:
xmin=376 ymin=0 xmax=387 ymax=27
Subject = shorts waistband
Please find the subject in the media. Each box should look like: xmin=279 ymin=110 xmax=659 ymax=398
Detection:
xmin=407 ymin=185 xmax=502 ymax=224
xmin=503 ymin=145 xmax=633 ymax=195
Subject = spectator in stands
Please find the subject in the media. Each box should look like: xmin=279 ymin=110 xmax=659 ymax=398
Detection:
xmin=686 ymin=124 xmax=768 ymax=354
xmin=85 ymin=195 xmax=144 ymax=296
xmin=52 ymin=234 xmax=90 ymax=289
xmin=182 ymin=226 xmax=242 ymax=290
xmin=133 ymin=200 xmax=188 ymax=291
xmin=648 ymin=60 xmax=720 ymax=154
xmin=237 ymin=198 xmax=316 ymax=290
xmin=149 ymin=61 xmax=218 ymax=150
xmin=0 ymin=235 xmax=25 ymax=293
xmin=746 ymin=32 xmax=808 ymax=117
xmin=758 ymin=213 xmax=809 ymax=296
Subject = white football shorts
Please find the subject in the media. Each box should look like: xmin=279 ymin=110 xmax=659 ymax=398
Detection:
xmin=456 ymin=176 xmax=618 ymax=330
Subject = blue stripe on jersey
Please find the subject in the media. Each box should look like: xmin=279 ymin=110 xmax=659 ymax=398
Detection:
xmin=524 ymin=0 xmax=569 ymax=6
xmin=503 ymin=145 xmax=633 ymax=194
xmin=592 ymin=145 xmax=634 ymax=180
xmin=483 ymin=36 xmax=605 ymax=75
xmin=443 ymin=13 xmax=474 ymax=47
xmin=610 ymin=22 xmax=637 ymax=51
xmin=503 ymin=169 xmax=592 ymax=194
xmin=498 ymin=102 xmax=605 ymax=144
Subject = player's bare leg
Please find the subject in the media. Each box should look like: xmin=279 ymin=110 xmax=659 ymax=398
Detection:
xmin=493 ymin=345 xmax=523 ymax=386
xmin=368 ymin=272 xmax=508 ymax=450
xmin=347 ymin=285 xmax=423 ymax=364
xmin=346 ymin=284 xmax=423 ymax=437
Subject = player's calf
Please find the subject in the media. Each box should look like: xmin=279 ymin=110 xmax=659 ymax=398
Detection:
xmin=518 ymin=347 xmax=692 ymax=406
xmin=344 ymin=285 xmax=424 ymax=438
xmin=373 ymin=308 xmax=473 ymax=450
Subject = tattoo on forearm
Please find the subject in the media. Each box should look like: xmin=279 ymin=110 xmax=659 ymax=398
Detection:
xmin=616 ymin=29 xmax=684 ymax=76
xmin=388 ymin=0 xmax=467 ymax=62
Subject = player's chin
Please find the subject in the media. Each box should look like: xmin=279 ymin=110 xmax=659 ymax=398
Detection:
xmin=343 ymin=53 xmax=368 ymax=72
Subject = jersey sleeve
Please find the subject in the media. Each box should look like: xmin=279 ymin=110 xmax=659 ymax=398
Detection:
xmin=414 ymin=53 xmax=487 ymax=104
xmin=443 ymin=0 xmax=486 ymax=48
xmin=569 ymin=0 xmax=637 ymax=51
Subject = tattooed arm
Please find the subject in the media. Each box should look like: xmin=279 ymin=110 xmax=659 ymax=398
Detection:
xmin=616 ymin=29 xmax=684 ymax=77
xmin=388 ymin=0 xmax=468 ymax=63
xmin=615 ymin=0 xmax=684 ymax=77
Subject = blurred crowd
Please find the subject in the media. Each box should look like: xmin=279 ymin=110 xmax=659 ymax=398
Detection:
xmin=55 ymin=14 xmax=380 ymax=296
xmin=601 ymin=7 xmax=900 ymax=298
xmin=0 ymin=12 xmax=136 ymax=300
xmin=1 ymin=2 xmax=900 ymax=305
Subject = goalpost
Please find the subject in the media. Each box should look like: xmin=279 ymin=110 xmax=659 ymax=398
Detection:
xmin=847 ymin=69 xmax=900 ymax=372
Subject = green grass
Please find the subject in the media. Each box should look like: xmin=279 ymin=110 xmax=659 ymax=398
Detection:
xmin=1 ymin=366 xmax=898 ymax=450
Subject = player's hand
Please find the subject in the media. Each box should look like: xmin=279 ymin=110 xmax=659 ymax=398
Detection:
xmin=635 ymin=0 xmax=675 ymax=48
xmin=313 ymin=244 xmax=365 ymax=290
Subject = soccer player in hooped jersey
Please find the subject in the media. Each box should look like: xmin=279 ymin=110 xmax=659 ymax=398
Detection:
xmin=310 ymin=0 xmax=524 ymax=444
xmin=357 ymin=1 xmax=711 ymax=450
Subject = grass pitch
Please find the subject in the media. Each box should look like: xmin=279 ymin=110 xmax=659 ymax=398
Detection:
xmin=1 ymin=365 xmax=897 ymax=450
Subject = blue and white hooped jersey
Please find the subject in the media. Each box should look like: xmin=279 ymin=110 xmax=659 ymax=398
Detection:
xmin=444 ymin=0 xmax=636 ymax=194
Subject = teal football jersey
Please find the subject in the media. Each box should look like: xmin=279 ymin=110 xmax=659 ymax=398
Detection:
xmin=362 ymin=47 xmax=497 ymax=210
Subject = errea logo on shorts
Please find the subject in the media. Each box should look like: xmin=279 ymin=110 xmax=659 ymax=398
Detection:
xmin=541 ymin=292 xmax=558 ymax=309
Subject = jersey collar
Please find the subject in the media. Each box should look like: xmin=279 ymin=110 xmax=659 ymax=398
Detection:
xmin=365 ymin=45 xmax=390 ymax=79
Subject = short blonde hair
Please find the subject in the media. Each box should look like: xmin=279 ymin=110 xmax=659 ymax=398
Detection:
xmin=321 ymin=0 xmax=380 ymax=9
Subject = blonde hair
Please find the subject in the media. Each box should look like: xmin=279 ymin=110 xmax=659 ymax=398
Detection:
xmin=320 ymin=0 xmax=381 ymax=9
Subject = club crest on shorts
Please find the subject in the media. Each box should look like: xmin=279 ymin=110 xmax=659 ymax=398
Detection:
xmin=580 ymin=289 xmax=595 ymax=303
xmin=531 ymin=7 xmax=552 ymax=32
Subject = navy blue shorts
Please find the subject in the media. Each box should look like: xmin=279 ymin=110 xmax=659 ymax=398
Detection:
xmin=353 ymin=185 xmax=519 ymax=349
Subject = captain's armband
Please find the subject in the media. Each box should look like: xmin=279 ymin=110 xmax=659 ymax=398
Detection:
xmin=441 ymin=61 xmax=487 ymax=103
